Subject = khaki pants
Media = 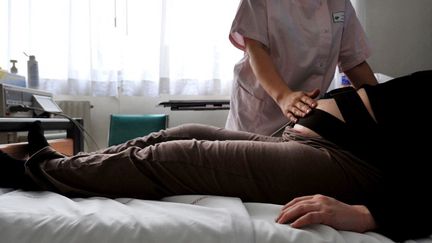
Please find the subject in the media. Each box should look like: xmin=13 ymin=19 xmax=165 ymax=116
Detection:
xmin=25 ymin=124 xmax=380 ymax=204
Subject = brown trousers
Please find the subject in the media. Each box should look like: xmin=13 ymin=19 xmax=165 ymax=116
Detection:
xmin=25 ymin=124 xmax=381 ymax=204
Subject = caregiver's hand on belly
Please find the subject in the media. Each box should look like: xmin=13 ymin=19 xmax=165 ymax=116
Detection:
xmin=292 ymin=88 xmax=376 ymax=137
xmin=292 ymin=98 xmax=342 ymax=137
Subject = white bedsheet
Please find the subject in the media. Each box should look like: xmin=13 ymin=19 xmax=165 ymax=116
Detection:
xmin=1 ymin=188 xmax=431 ymax=243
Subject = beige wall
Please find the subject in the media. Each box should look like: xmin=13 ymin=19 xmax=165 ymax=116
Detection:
xmin=57 ymin=0 xmax=432 ymax=151
xmin=55 ymin=94 xmax=229 ymax=151
xmin=357 ymin=0 xmax=432 ymax=77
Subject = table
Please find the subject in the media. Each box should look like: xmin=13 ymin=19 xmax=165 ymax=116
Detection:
xmin=158 ymin=100 xmax=230 ymax=111
xmin=0 ymin=117 xmax=84 ymax=155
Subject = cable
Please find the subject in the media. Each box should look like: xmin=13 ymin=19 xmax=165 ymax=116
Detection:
xmin=8 ymin=105 xmax=100 ymax=151
xmin=270 ymin=122 xmax=294 ymax=137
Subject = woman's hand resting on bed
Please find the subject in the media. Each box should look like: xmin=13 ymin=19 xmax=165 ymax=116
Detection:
xmin=275 ymin=194 xmax=377 ymax=233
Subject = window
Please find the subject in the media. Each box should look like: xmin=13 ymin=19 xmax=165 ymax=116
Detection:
xmin=1 ymin=0 xmax=242 ymax=96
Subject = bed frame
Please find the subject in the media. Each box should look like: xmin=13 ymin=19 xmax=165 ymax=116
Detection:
xmin=0 ymin=117 xmax=83 ymax=159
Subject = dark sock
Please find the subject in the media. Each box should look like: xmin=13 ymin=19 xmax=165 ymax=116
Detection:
xmin=0 ymin=150 xmax=26 ymax=188
xmin=28 ymin=120 xmax=49 ymax=156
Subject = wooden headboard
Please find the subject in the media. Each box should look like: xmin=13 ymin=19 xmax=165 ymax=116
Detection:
xmin=0 ymin=117 xmax=83 ymax=160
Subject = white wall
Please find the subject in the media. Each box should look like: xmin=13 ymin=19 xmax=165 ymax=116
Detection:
xmin=55 ymin=94 xmax=229 ymax=151
xmin=56 ymin=0 xmax=432 ymax=151
xmin=358 ymin=0 xmax=432 ymax=77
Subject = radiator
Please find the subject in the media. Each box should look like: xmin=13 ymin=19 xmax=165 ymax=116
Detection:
xmin=55 ymin=100 xmax=93 ymax=152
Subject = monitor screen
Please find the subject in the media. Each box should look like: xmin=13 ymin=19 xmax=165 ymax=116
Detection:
xmin=32 ymin=95 xmax=63 ymax=113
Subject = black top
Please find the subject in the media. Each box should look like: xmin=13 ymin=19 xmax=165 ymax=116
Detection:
xmin=297 ymin=86 xmax=380 ymax=164
xmin=361 ymin=70 xmax=432 ymax=241
xmin=298 ymin=70 xmax=432 ymax=241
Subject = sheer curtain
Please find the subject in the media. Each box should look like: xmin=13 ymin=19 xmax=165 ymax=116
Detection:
xmin=1 ymin=0 xmax=242 ymax=96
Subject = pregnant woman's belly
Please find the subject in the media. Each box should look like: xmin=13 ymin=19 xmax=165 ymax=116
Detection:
xmin=292 ymin=88 xmax=376 ymax=137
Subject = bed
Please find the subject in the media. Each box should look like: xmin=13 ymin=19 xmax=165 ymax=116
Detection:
xmin=0 ymin=189 xmax=431 ymax=243
xmin=1 ymin=118 xmax=431 ymax=243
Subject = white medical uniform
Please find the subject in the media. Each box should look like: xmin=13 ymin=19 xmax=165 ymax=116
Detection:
xmin=226 ymin=0 xmax=371 ymax=135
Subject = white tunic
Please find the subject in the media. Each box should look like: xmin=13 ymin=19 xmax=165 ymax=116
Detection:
xmin=225 ymin=0 xmax=371 ymax=135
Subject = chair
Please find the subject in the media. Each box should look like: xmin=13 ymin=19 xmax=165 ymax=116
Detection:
xmin=108 ymin=114 xmax=168 ymax=146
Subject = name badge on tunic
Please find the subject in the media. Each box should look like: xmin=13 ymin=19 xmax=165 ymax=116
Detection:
xmin=332 ymin=12 xmax=345 ymax=23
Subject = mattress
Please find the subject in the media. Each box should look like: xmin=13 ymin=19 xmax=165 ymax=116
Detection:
xmin=1 ymin=188 xmax=431 ymax=243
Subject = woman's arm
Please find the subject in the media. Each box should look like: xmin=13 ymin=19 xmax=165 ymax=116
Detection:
xmin=275 ymin=194 xmax=377 ymax=233
xmin=344 ymin=61 xmax=378 ymax=88
xmin=245 ymin=38 xmax=319 ymax=123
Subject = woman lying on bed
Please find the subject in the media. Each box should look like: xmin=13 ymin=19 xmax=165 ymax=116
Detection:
xmin=1 ymin=70 xmax=431 ymax=242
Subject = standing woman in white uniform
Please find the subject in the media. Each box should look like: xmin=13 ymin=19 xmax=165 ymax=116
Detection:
xmin=226 ymin=0 xmax=378 ymax=135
